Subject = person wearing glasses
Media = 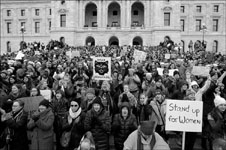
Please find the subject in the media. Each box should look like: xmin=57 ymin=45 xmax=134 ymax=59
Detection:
xmin=62 ymin=97 xmax=86 ymax=150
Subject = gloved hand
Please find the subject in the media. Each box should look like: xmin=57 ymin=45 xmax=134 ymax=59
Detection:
xmin=31 ymin=112 xmax=40 ymax=122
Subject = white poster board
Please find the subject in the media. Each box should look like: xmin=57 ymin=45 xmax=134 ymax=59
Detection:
xmin=93 ymin=57 xmax=111 ymax=80
xmin=15 ymin=51 xmax=25 ymax=60
xmin=165 ymin=54 xmax=171 ymax=59
xmin=40 ymin=90 xmax=52 ymax=101
xmin=133 ymin=50 xmax=147 ymax=63
xmin=192 ymin=66 xmax=210 ymax=76
xmin=165 ymin=99 xmax=203 ymax=132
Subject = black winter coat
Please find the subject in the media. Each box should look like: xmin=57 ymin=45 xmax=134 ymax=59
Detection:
xmin=62 ymin=111 xmax=86 ymax=150
xmin=112 ymin=114 xmax=137 ymax=150
xmin=84 ymin=108 xmax=111 ymax=150
xmin=5 ymin=110 xmax=29 ymax=150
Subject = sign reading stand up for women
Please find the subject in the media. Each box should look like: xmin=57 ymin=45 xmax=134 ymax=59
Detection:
xmin=165 ymin=99 xmax=203 ymax=132
xmin=93 ymin=57 xmax=111 ymax=80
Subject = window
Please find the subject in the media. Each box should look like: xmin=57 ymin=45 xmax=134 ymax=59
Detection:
xmin=7 ymin=10 xmax=11 ymax=16
xmin=49 ymin=21 xmax=51 ymax=30
xmin=195 ymin=19 xmax=201 ymax=31
xmin=113 ymin=11 xmax=118 ymax=16
xmin=213 ymin=19 xmax=218 ymax=32
xmin=180 ymin=19 xmax=185 ymax=31
xmin=181 ymin=40 xmax=185 ymax=53
xmin=93 ymin=11 xmax=97 ymax=16
xmin=49 ymin=9 xmax=52 ymax=15
xmin=134 ymin=10 xmax=138 ymax=15
xmin=180 ymin=6 xmax=185 ymax=13
xmin=35 ymin=22 xmax=40 ymax=33
xmin=164 ymin=13 xmax=170 ymax=26
xmin=213 ymin=5 xmax=219 ymax=12
xmin=7 ymin=22 xmax=12 ymax=33
xmin=35 ymin=9 xmax=40 ymax=16
xmin=21 ymin=9 xmax=25 ymax=16
xmin=60 ymin=14 xmax=66 ymax=27
xmin=212 ymin=40 xmax=218 ymax=53
xmin=196 ymin=6 xmax=202 ymax=12
xmin=21 ymin=22 xmax=25 ymax=30
xmin=7 ymin=41 xmax=11 ymax=53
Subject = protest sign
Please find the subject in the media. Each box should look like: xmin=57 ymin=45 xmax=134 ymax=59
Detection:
xmin=40 ymin=90 xmax=52 ymax=101
xmin=157 ymin=68 xmax=164 ymax=76
xmin=93 ymin=57 xmax=111 ymax=80
xmin=169 ymin=69 xmax=178 ymax=76
xmin=15 ymin=51 xmax=25 ymax=60
xmin=66 ymin=51 xmax=72 ymax=59
xmin=165 ymin=54 xmax=170 ymax=59
xmin=8 ymin=60 xmax=15 ymax=65
xmin=72 ymin=50 xmax=80 ymax=58
xmin=17 ymin=96 xmax=44 ymax=118
xmin=191 ymin=66 xmax=210 ymax=76
xmin=165 ymin=99 xmax=203 ymax=132
xmin=34 ymin=51 xmax=41 ymax=55
xmin=133 ymin=50 xmax=147 ymax=63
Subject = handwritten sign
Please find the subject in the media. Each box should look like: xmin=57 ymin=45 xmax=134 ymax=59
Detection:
xmin=93 ymin=57 xmax=111 ymax=80
xmin=133 ymin=50 xmax=147 ymax=63
xmin=192 ymin=66 xmax=210 ymax=76
xmin=17 ymin=96 xmax=44 ymax=118
xmin=165 ymin=99 xmax=203 ymax=132
xmin=40 ymin=90 xmax=52 ymax=101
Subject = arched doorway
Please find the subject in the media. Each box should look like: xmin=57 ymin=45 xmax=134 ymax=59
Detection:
xmin=108 ymin=2 xmax=121 ymax=27
xmin=109 ymin=36 xmax=119 ymax=46
xmin=86 ymin=36 xmax=95 ymax=46
xmin=133 ymin=36 xmax=143 ymax=46
xmin=131 ymin=2 xmax=144 ymax=27
xmin=85 ymin=3 xmax=97 ymax=27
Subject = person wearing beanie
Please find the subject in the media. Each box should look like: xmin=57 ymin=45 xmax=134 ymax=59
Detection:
xmin=123 ymin=121 xmax=170 ymax=150
xmin=82 ymin=88 xmax=96 ymax=112
xmin=61 ymin=97 xmax=86 ymax=150
xmin=150 ymin=89 xmax=168 ymax=141
xmin=27 ymin=99 xmax=54 ymax=150
xmin=51 ymin=89 xmax=69 ymax=150
xmin=207 ymin=94 xmax=226 ymax=144
xmin=112 ymin=102 xmax=137 ymax=150
xmin=84 ymin=96 xmax=111 ymax=150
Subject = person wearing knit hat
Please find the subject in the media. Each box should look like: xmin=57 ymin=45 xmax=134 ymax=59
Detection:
xmin=207 ymin=95 xmax=226 ymax=144
xmin=84 ymin=97 xmax=111 ymax=150
xmin=86 ymin=88 xmax=95 ymax=97
xmin=28 ymin=98 xmax=54 ymax=150
xmin=123 ymin=120 xmax=170 ymax=150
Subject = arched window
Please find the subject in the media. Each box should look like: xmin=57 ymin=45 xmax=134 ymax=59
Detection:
xmin=7 ymin=41 xmax=11 ymax=53
xmin=133 ymin=36 xmax=143 ymax=46
xmin=212 ymin=40 xmax=218 ymax=53
xmin=181 ymin=40 xmax=185 ymax=53
xmin=108 ymin=2 xmax=121 ymax=27
xmin=86 ymin=36 xmax=95 ymax=46
xmin=131 ymin=2 xmax=144 ymax=27
xmin=85 ymin=3 xmax=97 ymax=27
xmin=109 ymin=36 xmax=119 ymax=46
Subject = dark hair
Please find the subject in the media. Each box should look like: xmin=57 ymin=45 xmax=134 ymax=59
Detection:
xmin=13 ymin=100 xmax=25 ymax=107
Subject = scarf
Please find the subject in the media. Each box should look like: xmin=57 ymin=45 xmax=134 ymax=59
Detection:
xmin=69 ymin=107 xmax=82 ymax=119
xmin=137 ymin=128 xmax=156 ymax=150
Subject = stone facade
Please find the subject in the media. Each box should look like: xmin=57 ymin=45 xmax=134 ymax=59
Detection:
xmin=0 ymin=0 xmax=225 ymax=54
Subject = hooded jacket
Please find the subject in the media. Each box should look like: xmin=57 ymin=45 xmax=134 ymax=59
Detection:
xmin=112 ymin=102 xmax=137 ymax=150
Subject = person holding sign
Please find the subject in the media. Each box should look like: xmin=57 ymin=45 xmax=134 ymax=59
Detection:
xmin=208 ymin=95 xmax=226 ymax=146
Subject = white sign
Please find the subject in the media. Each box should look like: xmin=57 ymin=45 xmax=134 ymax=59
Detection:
xmin=40 ymin=90 xmax=52 ymax=101
xmin=165 ymin=99 xmax=203 ymax=132
xmin=192 ymin=66 xmax=210 ymax=76
xmin=15 ymin=51 xmax=25 ymax=60
xmin=165 ymin=54 xmax=171 ymax=59
xmin=93 ymin=57 xmax=111 ymax=80
xmin=169 ymin=69 xmax=178 ymax=76
xmin=133 ymin=50 xmax=147 ymax=63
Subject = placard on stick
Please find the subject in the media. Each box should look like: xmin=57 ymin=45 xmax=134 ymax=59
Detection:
xmin=192 ymin=66 xmax=210 ymax=76
xmin=165 ymin=99 xmax=203 ymax=132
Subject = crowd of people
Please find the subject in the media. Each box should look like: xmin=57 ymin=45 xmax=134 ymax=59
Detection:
xmin=0 ymin=36 xmax=226 ymax=150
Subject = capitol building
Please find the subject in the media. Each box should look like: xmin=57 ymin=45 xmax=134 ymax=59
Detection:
xmin=0 ymin=0 xmax=226 ymax=54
